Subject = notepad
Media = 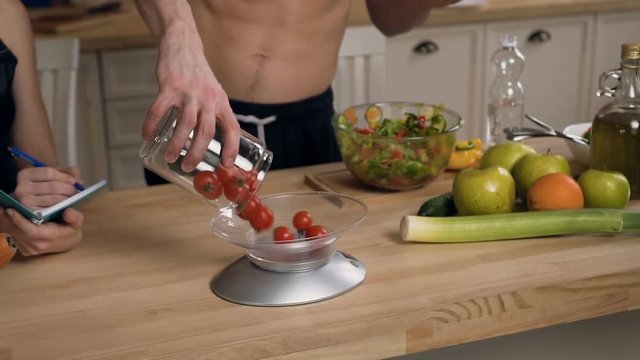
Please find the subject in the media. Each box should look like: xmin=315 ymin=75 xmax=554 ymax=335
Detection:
xmin=0 ymin=180 xmax=107 ymax=224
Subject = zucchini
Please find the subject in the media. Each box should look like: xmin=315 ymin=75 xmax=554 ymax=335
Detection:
xmin=417 ymin=192 xmax=457 ymax=217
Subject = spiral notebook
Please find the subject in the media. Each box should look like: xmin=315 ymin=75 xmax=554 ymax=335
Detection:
xmin=0 ymin=180 xmax=107 ymax=224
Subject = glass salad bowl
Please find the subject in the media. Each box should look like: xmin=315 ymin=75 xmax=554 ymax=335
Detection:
xmin=332 ymin=102 xmax=464 ymax=191
xmin=210 ymin=191 xmax=368 ymax=272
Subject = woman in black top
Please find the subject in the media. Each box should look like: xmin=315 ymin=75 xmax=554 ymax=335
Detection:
xmin=0 ymin=0 xmax=84 ymax=257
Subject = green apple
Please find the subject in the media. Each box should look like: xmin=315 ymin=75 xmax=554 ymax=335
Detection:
xmin=578 ymin=169 xmax=630 ymax=209
xmin=512 ymin=153 xmax=572 ymax=199
xmin=453 ymin=166 xmax=516 ymax=215
xmin=479 ymin=141 xmax=537 ymax=173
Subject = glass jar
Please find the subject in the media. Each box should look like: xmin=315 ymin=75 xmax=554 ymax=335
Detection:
xmin=590 ymin=42 xmax=640 ymax=198
xmin=139 ymin=107 xmax=273 ymax=209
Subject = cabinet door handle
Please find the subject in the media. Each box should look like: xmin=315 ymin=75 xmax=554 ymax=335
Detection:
xmin=413 ymin=40 xmax=439 ymax=55
xmin=527 ymin=29 xmax=552 ymax=44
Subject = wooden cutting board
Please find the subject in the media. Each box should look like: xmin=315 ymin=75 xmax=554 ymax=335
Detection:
xmin=303 ymin=162 xmax=456 ymax=201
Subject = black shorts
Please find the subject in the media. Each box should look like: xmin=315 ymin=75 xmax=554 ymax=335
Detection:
xmin=144 ymin=88 xmax=341 ymax=186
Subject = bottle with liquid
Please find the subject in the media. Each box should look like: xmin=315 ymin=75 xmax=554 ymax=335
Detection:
xmin=590 ymin=42 xmax=640 ymax=198
xmin=487 ymin=34 xmax=526 ymax=146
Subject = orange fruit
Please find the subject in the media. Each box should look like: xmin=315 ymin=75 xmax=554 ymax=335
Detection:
xmin=0 ymin=233 xmax=17 ymax=268
xmin=527 ymin=172 xmax=584 ymax=211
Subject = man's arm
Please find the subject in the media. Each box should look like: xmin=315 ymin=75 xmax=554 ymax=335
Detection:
xmin=366 ymin=0 xmax=460 ymax=37
xmin=132 ymin=1 xmax=240 ymax=171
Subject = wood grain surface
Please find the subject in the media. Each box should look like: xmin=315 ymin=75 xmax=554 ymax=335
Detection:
xmin=0 ymin=138 xmax=639 ymax=359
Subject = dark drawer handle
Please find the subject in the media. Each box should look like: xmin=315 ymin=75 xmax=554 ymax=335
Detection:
xmin=413 ymin=40 xmax=439 ymax=55
xmin=527 ymin=29 xmax=552 ymax=44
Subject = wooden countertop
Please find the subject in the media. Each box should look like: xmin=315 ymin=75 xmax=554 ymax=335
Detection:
xmin=32 ymin=0 xmax=640 ymax=51
xmin=1 ymin=138 xmax=639 ymax=359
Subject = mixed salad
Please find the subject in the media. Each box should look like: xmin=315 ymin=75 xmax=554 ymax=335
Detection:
xmin=335 ymin=103 xmax=456 ymax=191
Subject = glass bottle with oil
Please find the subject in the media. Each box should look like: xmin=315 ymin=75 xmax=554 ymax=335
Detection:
xmin=590 ymin=42 xmax=640 ymax=197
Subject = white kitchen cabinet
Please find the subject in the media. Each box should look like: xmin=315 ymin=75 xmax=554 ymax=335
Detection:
xmin=334 ymin=26 xmax=386 ymax=113
xmin=484 ymin=15 xmax=594 ymax=133
xmin=103 ymin=97 xmax=154 ymax=189
xmin=99 ymin=48 xmax=157 ymax=189
xmin=101 ymin=48 xmax=158 ymax=99
xmin=75 ymin=52 xmax=108 ymax=186
xmin=588 ymin=10 xmax=640 ymax=119
xmin=384 ymin=23 xmax=485 ymax=140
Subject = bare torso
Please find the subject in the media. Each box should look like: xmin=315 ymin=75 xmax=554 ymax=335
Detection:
xmin=188 ymin=0 xmax=351 ymax=104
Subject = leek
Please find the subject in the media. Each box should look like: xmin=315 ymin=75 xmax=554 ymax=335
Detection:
xmin=401 ymin=209 xmax=640 ymax=243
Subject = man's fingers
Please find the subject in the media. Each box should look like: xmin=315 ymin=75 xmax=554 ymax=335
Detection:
xmin=217 ymin=100 xmax=241 ymax=168
xmin=165 ymin=102 xmax=198 ymax=164
xmin=142 ymin=93 xmax=178 ymax=141
xmin=181 ymin=104 xmax=217 ymax=172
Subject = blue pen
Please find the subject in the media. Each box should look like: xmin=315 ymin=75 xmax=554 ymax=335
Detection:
xmin=7 ymin=147 xmax=85 ymax=191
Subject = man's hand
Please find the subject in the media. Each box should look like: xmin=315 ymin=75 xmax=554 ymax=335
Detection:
xmin=140 ymin=22 xmax=240 ymax=172
xmin=13 ymin=167 xmax=79 ymax=210
xmin=0 ymin=208 xmax=83 ymax=256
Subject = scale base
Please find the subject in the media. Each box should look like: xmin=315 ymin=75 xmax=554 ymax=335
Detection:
xmin=211 ymin=251 xmax=366 ymax=306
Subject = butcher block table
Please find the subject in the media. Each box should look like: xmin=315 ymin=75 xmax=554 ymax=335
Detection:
xmin=1 ymin=138 xmax=639 ymax=360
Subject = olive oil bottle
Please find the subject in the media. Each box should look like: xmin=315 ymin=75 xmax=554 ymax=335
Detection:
xmin=590 ymin=42 xmax=640 ymax=197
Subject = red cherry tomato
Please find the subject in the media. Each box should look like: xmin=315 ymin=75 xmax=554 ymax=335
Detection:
xmin=249 ymin=206 xmax=274 ymax=232
xmin=224 ymin=181 xmax=250 ymax=203
xmin=292 ymin=210 xmax=313 ymax=232
xmin=215 ymin=166 xmax=244 ymax=185
xmin=356 ymin=128 xmax=375 ymax=135
xmin=273 ymin=226 xmax=296 ymax=243
xmin=192 ymin=170 xmax=223 ymax=200
xmin=237 ymin=196 xmax=262 ymax=220
xmin=305 ymin=225 xmax=329 ymax=239
xmin=245 ymin=170 xmax=261 ymax=192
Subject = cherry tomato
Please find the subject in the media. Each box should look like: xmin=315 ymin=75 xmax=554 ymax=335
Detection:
xmin=241 ymin=169 xmax=259 ymax=192
xmin=390 ymin=148 xmax=403 ymax=159
xmin=249 ymin=206 xmax=274 ymax=232
xmin=237 ymin=196 xmax=262 ymax=220
xmin=356 ymin=128 xmax=375 ymax=135
xmin=215 ymin=166 xmax=244 ymax=185
xmin=305 ymin=225 xmax=329 ymax=239
xmin=273 ymin=226 xmax=296 ymax=243
xmin=292 ymin=210 xmax=313 ymax=232
xmin=224 ymin=181 xmax=250 ymax=203
xmin=192 ymin=170 xmax=223 ymax=200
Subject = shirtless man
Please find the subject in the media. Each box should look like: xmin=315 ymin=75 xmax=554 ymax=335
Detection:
xmin=134 ymin=0 xmax=459 ymax=182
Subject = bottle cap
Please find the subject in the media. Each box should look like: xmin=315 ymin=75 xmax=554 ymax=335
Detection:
xmin=622 ymin=42 xmax=640 ymax=60
xmin=501 ymin=34 xmax=518 ymax=48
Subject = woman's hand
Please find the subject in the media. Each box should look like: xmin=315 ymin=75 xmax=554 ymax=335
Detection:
xmin=13 ymin=167 xmax=80 ymax=210
xmin=0 ymin=208 xmax=83 ymax=256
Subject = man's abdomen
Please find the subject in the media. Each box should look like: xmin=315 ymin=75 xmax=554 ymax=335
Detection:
xmin=191 ymin=0 xmax=350 ymax=103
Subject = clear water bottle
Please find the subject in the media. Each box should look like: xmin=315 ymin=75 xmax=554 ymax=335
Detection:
xmin=487 ymin=34 xmax=526 ymax=145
